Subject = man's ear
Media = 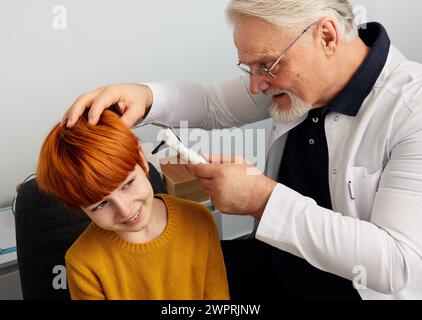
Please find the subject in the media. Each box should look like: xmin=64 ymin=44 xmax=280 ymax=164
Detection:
xmin=318 ymin=18 xmax=339 ymax=57
xmin=138 ymin=144 xmax=150 ymax=174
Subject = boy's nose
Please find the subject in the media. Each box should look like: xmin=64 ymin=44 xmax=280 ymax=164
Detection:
xmin=114 ymin=198 xmax=133 ymax=219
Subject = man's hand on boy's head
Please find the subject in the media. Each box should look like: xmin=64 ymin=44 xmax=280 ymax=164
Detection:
xmin=62 ymin=84 xmax=154 ymax=128
xmin=186 ymin=154 xmax=277 ymax=219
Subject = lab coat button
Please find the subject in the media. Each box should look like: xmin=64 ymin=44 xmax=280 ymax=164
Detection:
xmin=334 ymin=116 xmax=339 ymax=121
xmin=332 ymin=169 xmax=337 ymax=174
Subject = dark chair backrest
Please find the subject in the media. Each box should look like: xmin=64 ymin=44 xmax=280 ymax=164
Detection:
xmin=14 ymin=162 xmax=166 ymax=300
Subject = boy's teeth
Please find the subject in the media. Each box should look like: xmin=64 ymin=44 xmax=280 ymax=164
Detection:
xmin=128 ymin=212 xmax=138 ymax=222
xmin=124 ymin=204 xmax=143 ymax=224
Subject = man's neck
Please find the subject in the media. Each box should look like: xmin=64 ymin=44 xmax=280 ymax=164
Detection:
xmin=318 ymin=38 xmax=371 ymax=107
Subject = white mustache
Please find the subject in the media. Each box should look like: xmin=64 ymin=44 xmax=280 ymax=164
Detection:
xmin=267 ymin=89 xmax=312 ymax=124
xmin=264 ymin=88 xmax=288 ymax=97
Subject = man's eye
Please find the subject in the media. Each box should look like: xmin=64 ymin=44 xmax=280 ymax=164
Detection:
xmin=260 ymin=63 xmax=270 ymax=70
xmin=271 ymin=62 xmax=281 ymax=72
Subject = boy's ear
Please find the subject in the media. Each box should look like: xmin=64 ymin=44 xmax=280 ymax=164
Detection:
xmin=138 ymin=144 xmax=149 ymax=174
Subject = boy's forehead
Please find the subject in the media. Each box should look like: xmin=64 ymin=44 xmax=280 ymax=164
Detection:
xmin=86 ymin=165 xmax=140 ymax=209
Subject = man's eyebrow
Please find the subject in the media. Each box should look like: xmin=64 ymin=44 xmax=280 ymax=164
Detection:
xmin=240 ymin=55 xmax=277 ymax=65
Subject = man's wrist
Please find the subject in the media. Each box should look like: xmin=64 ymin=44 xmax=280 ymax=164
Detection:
xmin=140 ymin=84 xmax=154 ymax=119
xmin=253 ymin=177 xmax=277 ymax=220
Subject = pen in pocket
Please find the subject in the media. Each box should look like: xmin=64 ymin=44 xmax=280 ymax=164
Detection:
xmin=348 ymin=180 xmax=356 ymax=200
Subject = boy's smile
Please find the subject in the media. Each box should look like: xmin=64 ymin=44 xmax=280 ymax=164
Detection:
xmin=82 ymin=164 xmax=163 ymax=243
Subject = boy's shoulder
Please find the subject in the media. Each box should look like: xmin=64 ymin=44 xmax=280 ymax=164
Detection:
xmin=157 ymin=194 xmax=220 ymax=241
xmin=156 ymin=194 xmax=214 ymax=224
xmin=65 ymin=222 xmax=105 ymax=263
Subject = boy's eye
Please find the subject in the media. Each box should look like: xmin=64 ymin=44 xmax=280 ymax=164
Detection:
xmin=94 ymin=201 xmax=108 ymax=211
xmin=123 ymin=178 xmax=135 ymax=190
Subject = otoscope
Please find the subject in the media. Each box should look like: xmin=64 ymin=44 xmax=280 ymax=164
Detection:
xmin=151 ymin=127 xmax=208 ymax=165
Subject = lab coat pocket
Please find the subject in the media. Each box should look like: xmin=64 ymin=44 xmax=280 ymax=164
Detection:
xmin=347 ymin=167 xmax=383 ymax=221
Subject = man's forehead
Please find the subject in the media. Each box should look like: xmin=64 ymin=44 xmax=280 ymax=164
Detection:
xmin=233 ymin=20 xmax=287 ymax=64
xmin=236 ymin=27 xmax=301 ymax=65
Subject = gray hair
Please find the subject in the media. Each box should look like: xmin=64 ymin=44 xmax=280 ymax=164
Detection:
xmin=226 ymin=0 xmax=358 ymax=43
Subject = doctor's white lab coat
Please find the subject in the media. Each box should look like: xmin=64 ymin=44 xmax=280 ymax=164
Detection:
xmin=142 ymin=45 xmax=422 ymax=300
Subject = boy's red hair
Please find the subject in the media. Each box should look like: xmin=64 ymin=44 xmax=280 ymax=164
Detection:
xmin=37 ymin=110 xmax=145 ymax=209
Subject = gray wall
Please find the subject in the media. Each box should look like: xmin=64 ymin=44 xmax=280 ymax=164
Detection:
xmin=1 ymin=0 xmax=422 ymax=207
xmin=350 ymin=0 xmax=422 ymax=62
xmin=0 ymin=0 xmax=239 ymax=207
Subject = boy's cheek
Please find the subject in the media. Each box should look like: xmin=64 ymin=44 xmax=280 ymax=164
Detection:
xmin=134 ymin=180 xmax=154 ymax=200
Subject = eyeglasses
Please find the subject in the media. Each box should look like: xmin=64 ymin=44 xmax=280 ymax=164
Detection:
xmin=237 ymin=22 xmax=317 ymax=80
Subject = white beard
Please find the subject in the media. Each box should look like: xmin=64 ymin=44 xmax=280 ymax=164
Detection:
xmin=266 ymin=89 xmax=312 ymax=123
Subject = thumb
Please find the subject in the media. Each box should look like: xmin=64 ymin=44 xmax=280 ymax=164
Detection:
xmin=185 ymin=163 xmax=195 ymax=174
xmin=207 ymin=154 xmax=231 ymax=164
xmin=207 ymin=154 xmax=247 ymax=164
xmin=120 ymin=104 xmax=145 ymax=127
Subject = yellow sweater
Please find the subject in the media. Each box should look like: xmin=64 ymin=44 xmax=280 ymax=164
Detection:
xmin=65 ymin=194 xmax=229 ymax=300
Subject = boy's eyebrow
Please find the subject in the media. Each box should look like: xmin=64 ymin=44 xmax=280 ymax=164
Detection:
xmin=88 ymin=199 xmax=105 ymax=211
xmin=87 ymin=203 xmax=99 ymax=211
xmin=87 ymin=172 xmax=137 ymax=211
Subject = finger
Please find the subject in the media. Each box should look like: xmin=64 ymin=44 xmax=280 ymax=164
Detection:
xmin=120 ymin=104 xmax=144 ymax=127
xmin=185 ymin=162 xmax=211 ymax=174
xmin=198 ymin=178 xmax=214 ymax=191
xmin=60 ymin=111 xmax=69 ymax=127
xmin=64 ymin=92 xmax=98 ymax=128
xmin=88 ymin=89 xmax=121 ymax=125
xmin=188 ymin=163 xmax=222 ymax=179
xmin=233 ymin=154 xmax=250 ymax=165
xmin=197 ymin=181 xmax=213 ymax=198
xmin=208 ymin=154 xmax=248 ymax=165
xmin=201 ymin=152 xmax=210 ymax=162
xmin=207 ymin=154 xmax=229 ymax=164
xmin=185 ymin=163 xmax=195 ymax=174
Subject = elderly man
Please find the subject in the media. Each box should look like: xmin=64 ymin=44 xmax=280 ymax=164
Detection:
xmin=63 ymin=0 xmax=422 ymax=300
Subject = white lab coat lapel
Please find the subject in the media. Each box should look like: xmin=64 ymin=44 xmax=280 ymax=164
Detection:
xmin=264 ymin=45 xmax=405 ymax=221
xmin=265 ymin=116 xmax=307 ymax=180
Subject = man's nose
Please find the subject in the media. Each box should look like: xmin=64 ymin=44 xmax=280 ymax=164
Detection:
xmin=249 ymin=75 xmax=270 ymax=94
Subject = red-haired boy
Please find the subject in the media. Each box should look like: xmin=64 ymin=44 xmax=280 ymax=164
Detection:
xmin=37 ymin=110 xmax=229 ymax=300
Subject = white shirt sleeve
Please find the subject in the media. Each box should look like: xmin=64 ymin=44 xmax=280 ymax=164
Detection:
xmin=256 ymin=184 xmax=422 ymax=295
xmin=256 ymin=104 xmax=422 ymax=295
xmin=138 ymin=75 xmax=271 ymax=129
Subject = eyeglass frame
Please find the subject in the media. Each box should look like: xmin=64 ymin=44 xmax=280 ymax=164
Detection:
xmin=236 ymin=21 xmax=317 ymax=80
